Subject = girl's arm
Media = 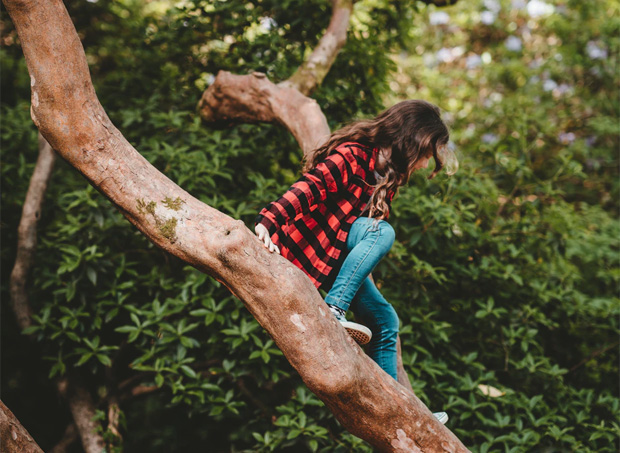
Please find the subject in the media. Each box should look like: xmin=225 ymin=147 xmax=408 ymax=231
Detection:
xmin=255 ymin=146 xmax=361 ymax=239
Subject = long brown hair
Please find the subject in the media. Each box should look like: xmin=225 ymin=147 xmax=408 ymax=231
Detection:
xmin=303 ymin=100 xmax=450 ymax=219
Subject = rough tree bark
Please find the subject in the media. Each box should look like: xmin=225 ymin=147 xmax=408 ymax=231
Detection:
xmin=6 ymin=134 xmax=105 ymax=453
xmin=4 ymin=0 xmax=469 ymax=450
xmin=198 ymin=70 xmax=330 ymax=157
xmin=0 ymin=400 xmax=43 ymax=453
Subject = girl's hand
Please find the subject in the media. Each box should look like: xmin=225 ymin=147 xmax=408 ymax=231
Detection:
xmin=255 ymin=224 xmax=280 ymax=255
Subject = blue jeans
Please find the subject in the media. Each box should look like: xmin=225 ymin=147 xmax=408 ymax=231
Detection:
xmin=325 ymin=217 xmax=399 ymax=379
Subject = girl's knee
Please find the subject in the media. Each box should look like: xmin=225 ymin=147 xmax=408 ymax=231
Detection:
xmin=377 ymin=221 xmax=395 ymax=251
xmin=386 ymin=305 xmax=399 ymax=335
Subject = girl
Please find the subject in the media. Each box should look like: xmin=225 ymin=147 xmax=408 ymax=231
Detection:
xmin=254 ymin=100 xmax=457 ymax=420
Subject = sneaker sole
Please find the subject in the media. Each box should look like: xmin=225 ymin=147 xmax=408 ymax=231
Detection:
xmin=434 ymin=412 xmax=449 ymax=425
xmin=341 ymin=321 xmax=372 ymax=345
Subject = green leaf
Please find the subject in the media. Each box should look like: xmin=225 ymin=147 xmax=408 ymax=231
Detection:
xmin=97 ymin=354 xmax=112 ymax=366
xmin=76 ymin=353 xmax=93 ymax=366
xmin=22 ymin=326 xmax=40 ymax=335
xmin=180 ymin=365 xmax=197 ymax=378
xmin=115 ymin=326 xmax=137 ymax=333
xmin=86 ymin=267 xmax=97 ymax=286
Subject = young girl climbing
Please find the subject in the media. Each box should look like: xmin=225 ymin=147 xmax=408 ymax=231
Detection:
xmin=254 ymin=100 xmax=457 ymax=421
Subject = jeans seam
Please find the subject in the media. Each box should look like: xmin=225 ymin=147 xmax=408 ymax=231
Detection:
xmin=335 ymin=228 xmax=381 ymax=305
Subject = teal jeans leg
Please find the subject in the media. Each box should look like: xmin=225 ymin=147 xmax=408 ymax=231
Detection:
xmin=325 ymin=217 xmax=395 ymax=311
xmin=324 ymin=217 xmax=399 ymax=379
xmin=350 ymin=278 xmax=399 ymax=380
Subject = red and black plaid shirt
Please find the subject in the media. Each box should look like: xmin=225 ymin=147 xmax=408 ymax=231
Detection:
xmin=255 ymin=141 xmax=393 ymax=291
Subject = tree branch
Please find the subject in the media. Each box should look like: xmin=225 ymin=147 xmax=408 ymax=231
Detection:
xmin=125 ymin=385 xmax=160 ymax=399
xmin=279 ymin=0 xmax=354 ymax=96
xmin=198 ymin=0 xmax=357 ymax=157
xmin=7 ymin=132 xmax=106 ymax=452
xmin=107 ymin=399 xmax=122 ymax=446
xmin=3 ymin=0 xmax=468 ymax=450
xmin=198 ymin=70 xmax=330 ymax=158
xmin=0 ymin=400 xmax=43 ymax=453
xmin=9 ymin=132 xmax=55 ymax=331
xmin=396 ymin=336 xmax=415 ymax=393
xmin=49 ymin=424 xmax=79 ymax=453
xmin=569 ymin=341 xmax=620 ymax=372
xmin=56 ymin=378 xmax=105 ymax=453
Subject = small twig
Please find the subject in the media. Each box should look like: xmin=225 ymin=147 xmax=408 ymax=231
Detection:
xmin=569 ymin=341 xmax=619 ymax=372
xmin=236 ymin=377 xmax=273 ymax=418
xmin=49 ymin=424 xmax=78 ymax=453
xmin=421 ymin=219 xmax=436 ymax=233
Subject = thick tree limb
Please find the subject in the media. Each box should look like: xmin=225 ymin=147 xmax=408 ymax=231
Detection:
xmin=9 ymin=132 xmax=55 ymax=331
xmin=4 ymin=0 xmax=468 ymax=450
xmin=198 ymin=70 xmax=330 ymax=157
xmin=7 ymin=133 xmax=105 ymax=452
xmin=0 ymin=400 xmax=43 ymax=453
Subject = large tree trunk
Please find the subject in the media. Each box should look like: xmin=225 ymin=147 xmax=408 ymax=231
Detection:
xmin=3 ymin=0 xmax=468 ymax=450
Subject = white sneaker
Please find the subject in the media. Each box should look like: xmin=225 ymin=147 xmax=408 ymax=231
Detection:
xmin=328 ymin=305 xmax=372 ymax=345
xmin=433 ymin=412 xmax=449 ymax=424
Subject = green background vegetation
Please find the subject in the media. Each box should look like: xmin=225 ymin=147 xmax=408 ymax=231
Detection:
xmin=1 ymin=0 xmax=618 ymax=451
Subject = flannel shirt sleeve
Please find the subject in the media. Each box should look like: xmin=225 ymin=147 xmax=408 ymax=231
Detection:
xmin=254 ymin=148 xmax=360 ymax=237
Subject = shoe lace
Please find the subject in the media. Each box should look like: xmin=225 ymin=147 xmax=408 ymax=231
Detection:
xmin=328 ymin=304 xmax=347 ymax=320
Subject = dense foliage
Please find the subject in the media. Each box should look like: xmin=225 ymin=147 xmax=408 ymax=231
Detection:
xmin=1 ymin=0 xmax=617 ymax=452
